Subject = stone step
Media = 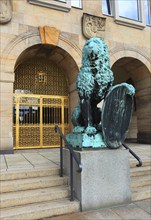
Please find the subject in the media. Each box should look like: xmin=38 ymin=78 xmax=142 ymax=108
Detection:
xmin=130 ymin=158 xmax=151 ymax=168
xmin=0 ymin=167 xmax=60 ymax=181
xmin=130 ymin=166 xmax=151 ymax=177
xmin=131 ymin=175 xmax=151 ymax=188
xmin=132 ymin=185 xmax=151 ymax=201
xmin=0 ymin=198 xmax=80 ymax=220
xmin=0 ymin=175 xmax=68 ymax=193
xmin=1 ymin=186 xmax=69 ymax=209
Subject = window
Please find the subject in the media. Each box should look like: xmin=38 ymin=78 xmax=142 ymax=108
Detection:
xmin=144 ymin=0 xmax=151 ymax=25
xmin=28 ymin=0 xmax=71 ymax=11
xmin=28 ymin=0 xmax=82 ymax=12
xmin=71 ymin=0 xmax=82 ymax=8
xmin=102 ymin=0 xmax=112 ymax=15
xmin=102 ymin=0 xmax=151 ymax=29
xmin=118 ymin=0 xmax=139 ymax=21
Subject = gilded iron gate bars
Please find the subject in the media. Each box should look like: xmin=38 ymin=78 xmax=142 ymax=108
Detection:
xmin=13 ymin=94 xmax=69 ymax=149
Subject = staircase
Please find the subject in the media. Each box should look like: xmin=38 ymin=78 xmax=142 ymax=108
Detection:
xmin=1 ymin=147 xmax=150 ymax=220
xmin=0 ymin=167 xmax=80 ymax=220
xmin=130 ymin=158 xmax=151 ymax=201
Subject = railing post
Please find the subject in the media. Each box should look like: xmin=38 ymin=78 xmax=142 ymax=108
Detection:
xmin=122 ymin=143 xmax=142 ymax=167
xmin=70 ymin=152 xmax=74 ymax=201
xmin=60 ymin=136 xmax=63 ymax=177
xmin=55 ymin=124 xmax=82 ymax=202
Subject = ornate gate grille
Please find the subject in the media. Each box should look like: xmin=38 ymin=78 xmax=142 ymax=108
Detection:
xmin=13 ymin=94 xmax=69 ymax=149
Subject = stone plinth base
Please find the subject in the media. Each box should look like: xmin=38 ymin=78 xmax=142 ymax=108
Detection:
xmin=63 ymin=148 xmax=131 ymax=211
xmin=0 ymin=137 xmax=14 ymax=154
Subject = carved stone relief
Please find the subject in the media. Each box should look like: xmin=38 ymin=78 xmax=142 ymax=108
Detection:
xmin=0 ymin=0 xmax=12 ymax=24
xmin=82 ymin=13 xmax=106 ymax=39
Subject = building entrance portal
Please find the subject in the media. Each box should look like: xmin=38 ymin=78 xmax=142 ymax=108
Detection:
xmin=13 ymin=93 xmax=69 ymax=149
xmin=13 ymin=44 xmax=72 ymax=149
xmin=112 ymin=57 xmax=151 ymax=144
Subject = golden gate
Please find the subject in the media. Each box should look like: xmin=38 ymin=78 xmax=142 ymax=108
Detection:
xmin=13 ymin=94 xmax=69 ymax=149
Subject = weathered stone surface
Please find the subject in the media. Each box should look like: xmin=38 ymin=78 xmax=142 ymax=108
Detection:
xmin=82 ymin=13 xmax=106 ymax=39
xmin=0 ymin=79 xmax=14 ymax=152
xmin=63 ymin=148 xmax=131 ymax=211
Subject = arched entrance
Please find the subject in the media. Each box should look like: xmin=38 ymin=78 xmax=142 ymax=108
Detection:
xmin=13 ymin=44 xmax=78 ymax=149
xmin=0 ymin=27 xmax=81 ymax=153
xmin=111 ymin=57 xmax=151 ymax=144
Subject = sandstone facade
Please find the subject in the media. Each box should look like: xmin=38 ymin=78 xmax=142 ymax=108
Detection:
xmin=0 ymin=0 xmax=150 ymax=152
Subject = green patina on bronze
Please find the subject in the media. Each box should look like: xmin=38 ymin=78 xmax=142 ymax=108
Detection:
xmin=66 ymin=37 xmax=135 ymax=149
xmin=102 ymin=83 xmax=135 ymax=149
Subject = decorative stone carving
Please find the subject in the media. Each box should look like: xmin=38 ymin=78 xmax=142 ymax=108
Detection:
xmin=82 ymin=13 xmax=106 ymax=39
xmin=0 ymin=0 xmax=12 ymax=24
xmin=39 ymin=26 xmax=60 ymax=45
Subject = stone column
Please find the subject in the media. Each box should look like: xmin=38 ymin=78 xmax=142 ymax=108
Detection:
xmin=0 ymin=72 xmax=14 ymax=154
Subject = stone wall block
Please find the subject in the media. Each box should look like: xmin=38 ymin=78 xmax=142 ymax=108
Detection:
xmin=0 ymin=82 xmax=14 ymax=93
xmin=0 ymin=116 xmax=13 ymax=138
xmin=63 ymin=148 xmax=131 ymax=211
xmin=0 ymin=137 xmax=13 ymax=151
xmin=0 ymin=98 xmax=13 ymax=113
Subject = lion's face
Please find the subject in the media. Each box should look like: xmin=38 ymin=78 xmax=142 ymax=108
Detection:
xmin=82 ymin=37 xmax=109 ymax=64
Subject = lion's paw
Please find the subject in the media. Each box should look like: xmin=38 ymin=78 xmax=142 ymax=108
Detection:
xmin=73 ymin=126 xmax=85 ymax=134
xmin=85 ymin=126 xmax=97 ymax=135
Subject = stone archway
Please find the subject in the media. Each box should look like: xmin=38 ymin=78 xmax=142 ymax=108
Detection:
xmin=0 ymin=27 xmax=81 ymax=152
xmin=14 ymin=43 xmax=79 ymax=90
xmin=111 ymin=55 xmax=151 ymax=144
xmin=14 ymin=42 xmax=80 ymax=123
xmin=1 ymin=27 xmax=82 ymax=74
xmin=14 ymin=44 xmax=77 ymax=149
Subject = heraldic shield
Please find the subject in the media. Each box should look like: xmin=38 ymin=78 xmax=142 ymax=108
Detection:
xmin=102 ymin=83 xmax=135 ymax=149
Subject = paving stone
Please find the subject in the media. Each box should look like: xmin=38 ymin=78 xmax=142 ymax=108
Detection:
xmin=80 ymin=209 xmax=122 ymax=220
xmin=134 ymin=199 xmax=151 ymax=214
xmin=0 ymin=155 xmax=7 ymax=170
xmin=5 ymin=154 xmax=33 ymax=169
xmin=49 ymin=200 xmax=151 ymax=220
xmin=111 ymin=203 xmax=151 ymax=220
xmin=22 ymin=153 xmax=58 ymax=167
xmin=47 ymin=208 xmax=122 ymax=220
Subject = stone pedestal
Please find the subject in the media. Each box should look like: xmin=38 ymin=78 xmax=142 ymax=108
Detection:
xmin=63 ymin=148 xmax=131 ymax=211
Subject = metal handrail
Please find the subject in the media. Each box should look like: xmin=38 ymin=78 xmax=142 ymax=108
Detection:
xmin=55 ymin=125 xmax=82 ymax=201
xmin=122 ymin=143 xmax=142 ymax=167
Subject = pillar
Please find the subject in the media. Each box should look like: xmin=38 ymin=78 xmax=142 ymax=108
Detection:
xmin=0 ymin=72 xmax=14 ymax=154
